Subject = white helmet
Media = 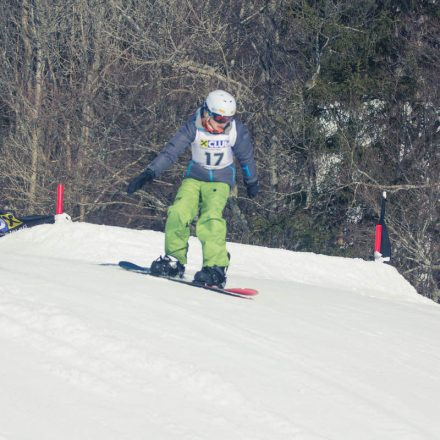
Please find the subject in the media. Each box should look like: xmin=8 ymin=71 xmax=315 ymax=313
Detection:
xmin=205 ymin=90 xmax=236 ymax=117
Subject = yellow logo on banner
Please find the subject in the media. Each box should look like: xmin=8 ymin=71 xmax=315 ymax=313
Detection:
xmin=200 ymin=139 xmax=209 ymax=149
xmin=0 ymin=213 xmax=23 ymax=230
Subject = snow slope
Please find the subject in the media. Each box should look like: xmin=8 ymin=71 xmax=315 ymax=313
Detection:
xmin=0 ymin=222 xmax=439 ymax=440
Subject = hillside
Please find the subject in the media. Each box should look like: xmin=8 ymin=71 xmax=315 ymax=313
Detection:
xmin=0 ymin=222 xmax=439 ymax=440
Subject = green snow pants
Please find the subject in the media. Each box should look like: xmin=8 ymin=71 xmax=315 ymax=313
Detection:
xmin=165 ymin=178 xmax=230 ymax=267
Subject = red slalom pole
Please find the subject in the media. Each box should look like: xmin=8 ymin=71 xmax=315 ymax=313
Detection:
xmin=56 ymin=184 xmax=64 ymax=215
xmin=374 ymin=191 xmax=391 ymax=263
xmin=374 ymin=224 xmax=382 ymax=253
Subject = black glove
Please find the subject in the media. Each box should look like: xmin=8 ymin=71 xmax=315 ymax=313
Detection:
xmin=246 ymin=180 xmax=259 ymax=198
xmin=127 ymin=168 xmax=155 ymax=194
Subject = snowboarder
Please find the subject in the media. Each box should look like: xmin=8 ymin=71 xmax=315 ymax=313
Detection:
xmin=126 ymin=90 xmax=259 ymax=287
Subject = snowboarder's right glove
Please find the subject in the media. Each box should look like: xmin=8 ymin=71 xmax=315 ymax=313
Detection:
xmin=127 ymin=168 xmax=155 ymax=194
xmin=245 ymin=180 xmax=259 ymax=199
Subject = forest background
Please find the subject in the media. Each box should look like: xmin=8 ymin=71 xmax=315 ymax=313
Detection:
xmin=0 ymin=0 xmax=438 ymax=301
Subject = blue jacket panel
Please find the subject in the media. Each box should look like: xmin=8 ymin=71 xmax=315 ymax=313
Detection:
xmin=147 ymin=112 xmax=257 ymax=187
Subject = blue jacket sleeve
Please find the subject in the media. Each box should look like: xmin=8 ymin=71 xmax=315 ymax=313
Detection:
xmin=233 ymin=119 xmax=258 ymax=184
xmin=148 ymin=115 xmax=196 ymax=177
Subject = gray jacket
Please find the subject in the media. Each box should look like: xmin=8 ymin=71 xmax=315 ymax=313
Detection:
xmin=147 ymin=110 xmax=258 ymax=187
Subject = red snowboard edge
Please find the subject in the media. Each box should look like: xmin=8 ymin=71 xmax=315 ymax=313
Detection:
xmin=225 ymin=288 xmax=258 ymax=296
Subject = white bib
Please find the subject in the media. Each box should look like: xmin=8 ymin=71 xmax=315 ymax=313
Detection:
xmin=191 ymin=121 xmax=237 ymax=170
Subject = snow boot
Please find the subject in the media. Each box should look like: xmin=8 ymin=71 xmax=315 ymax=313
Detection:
xmin=150 ymin=255 xmax=185 ymax=278
xmin=193 ymin=266 xmax=227 ymax=288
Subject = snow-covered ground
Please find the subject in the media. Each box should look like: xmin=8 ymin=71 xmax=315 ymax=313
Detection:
xmin=1 ymin=222 xmax=439 ymax=440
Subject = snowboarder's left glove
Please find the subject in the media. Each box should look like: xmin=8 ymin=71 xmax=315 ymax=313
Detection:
xmin=246 ymin=180 xmax=259 ymax=199
xmin=127 ymin=168 xmax=155 ymax=194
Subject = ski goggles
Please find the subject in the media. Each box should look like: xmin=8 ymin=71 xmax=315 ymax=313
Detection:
xmin=206 ymin=108 xmax=234 ymax=124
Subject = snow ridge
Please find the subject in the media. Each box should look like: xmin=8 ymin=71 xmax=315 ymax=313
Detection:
xmin=1 ymin=223 xmax=439 ymax=440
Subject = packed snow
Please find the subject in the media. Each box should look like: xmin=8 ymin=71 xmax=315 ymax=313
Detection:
xmin=1 ymin=222 xmax=439 ymax=440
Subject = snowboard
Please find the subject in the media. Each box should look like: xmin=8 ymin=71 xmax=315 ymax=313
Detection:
xmin=118 ymin=261 xmax=258 ymax=299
